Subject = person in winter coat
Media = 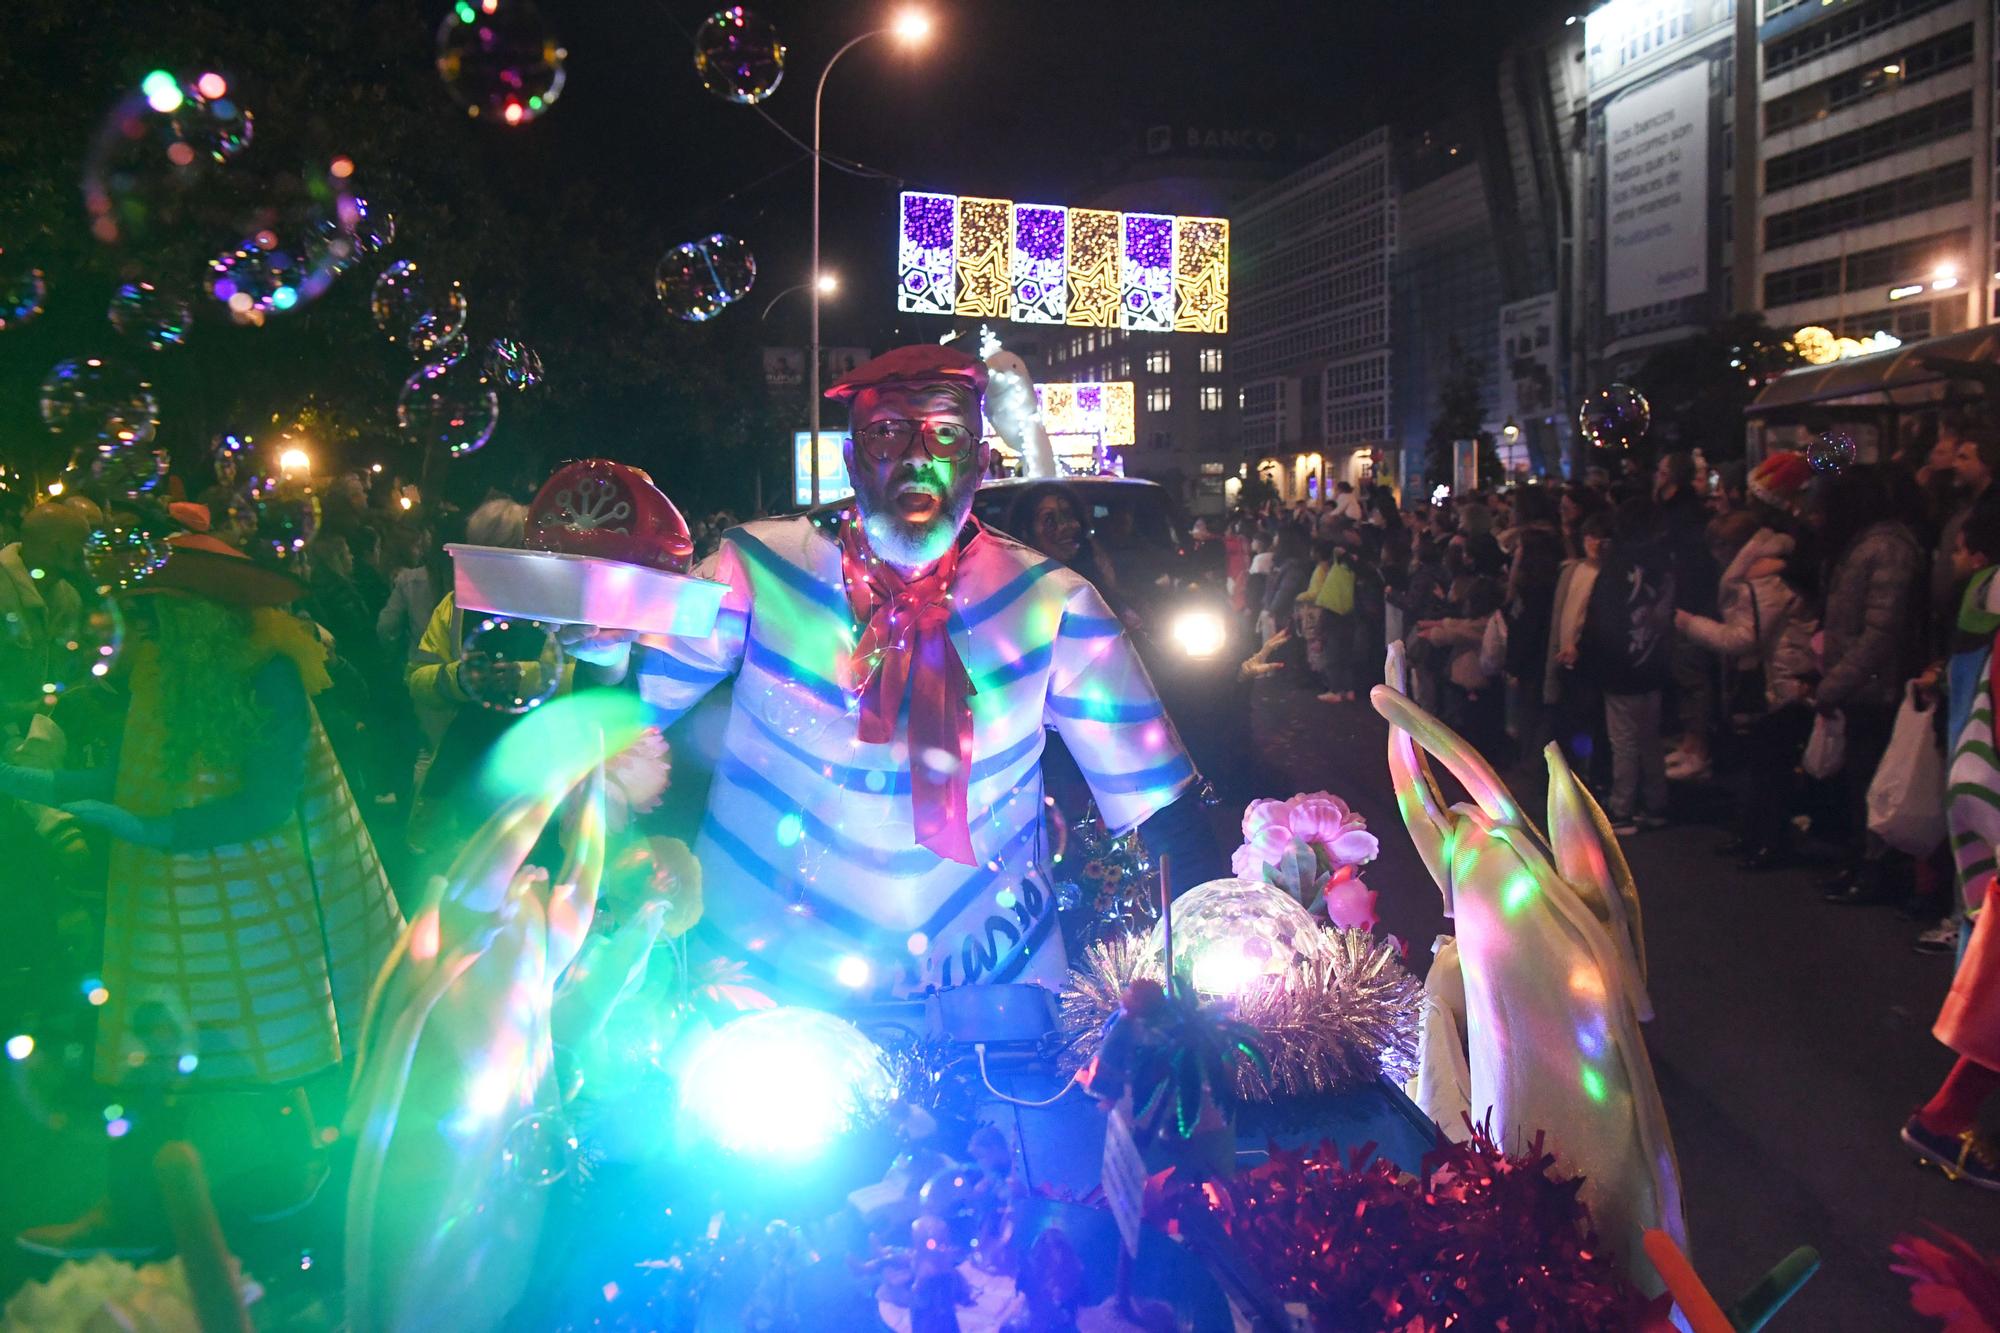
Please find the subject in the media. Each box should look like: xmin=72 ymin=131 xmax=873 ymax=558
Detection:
xmin=1260 ymin=528 xmax=1312 ymax=642
xmin=1815 ymin=465 xmax=1928 ymax=905
xmin=1579 ymin=499 xmax=1676 ymax=835
xmin=1676 ymin=452 xmax=1819 ymax=868
xmin=1501 ymin=488 xmax=1564 ymax=762
xmin=1545 ymin=512 xmax=1612 ymax=785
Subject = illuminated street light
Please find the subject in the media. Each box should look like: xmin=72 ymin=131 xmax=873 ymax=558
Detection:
xmin=809 ymin=11 xmax=935 ymax=506
xmin=1932 ymin=262 xmax=1960 ymax=291
xmin=1502 ymin=418 xmax=1520 ymax=440
xmin=278 ymin=444 xmax=311 ymax=478
xmin=816 ymin=271 xmax=840 ymax=295
xmin=45 ymin=481 xmax=64 ymax=497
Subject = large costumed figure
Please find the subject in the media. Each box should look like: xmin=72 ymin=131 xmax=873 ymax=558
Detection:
xmin=571 ymin=345 xmax=1221 ymax=997
xmin=1371 ymin=643 xmax=1687 ymax=1296
xmin=0 ymin=520 xmax=402 ymax=1253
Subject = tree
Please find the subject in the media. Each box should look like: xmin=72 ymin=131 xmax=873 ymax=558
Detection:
xmin=1423 ymin=338 xmax=1493 ymax=488
xmin=1633 ymin=314 xmax=1805 ymax=463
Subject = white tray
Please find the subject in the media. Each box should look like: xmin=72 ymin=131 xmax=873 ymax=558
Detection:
xmin=448 ymin=544 xmax=726 ymax=638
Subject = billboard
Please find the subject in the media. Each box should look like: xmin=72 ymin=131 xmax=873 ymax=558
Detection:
xmin=1497 ymin=293 xmax=1559 ymax=422
xmin=791 ymin=431 xmax=852 ymax=507
xmin=897 ymin=192 xmax=1228 ymax=333
xmin=1604 ymin=62 xmax=1709 ymax=316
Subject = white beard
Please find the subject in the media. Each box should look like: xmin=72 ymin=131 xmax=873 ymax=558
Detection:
xmin=860 ymin=493 xmax=971 ymax=570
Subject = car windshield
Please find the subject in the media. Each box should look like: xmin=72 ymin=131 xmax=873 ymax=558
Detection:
xmin=975 ymin=482 xmax=1183 ymax=555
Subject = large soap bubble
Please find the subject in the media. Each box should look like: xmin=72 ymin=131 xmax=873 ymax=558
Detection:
xmin=459 ymin=615 xmax=563 ymax=713
xmin=1 ymin=248 xmax=46 ymax=330
xmin=227 ymin=480 xmax=319 ymax=571
xmin=39 ymin=359 xmax=159 ymax=446
xmin=108 ymin=282 xmax=191 ymax=350
xmin=398 ymin=360 xmax=500 ymax=457
xmin=437 ymin=0 xmax=568 ymax=126
xmin=694 ymin=7 xmax=786 ymax=105
xmin=373 ymin=259 xmax=468 ymax=352
xmin=82 ymin=70 xmax=253 ymax=247
xmin=85 ymin=526 xmax=169 ymax=593
xmin=81 ymin=441 xmax=171 ymax=500
xmin=654 ymin=233 xmax=755 ymax=323
xmin=483 ymin=336 xmax=543 ymax=390
xmin=1807 ymin=430 xmax=1856 ymax=474
xmin=1576 ymin=384 xmax=1651 ymax=450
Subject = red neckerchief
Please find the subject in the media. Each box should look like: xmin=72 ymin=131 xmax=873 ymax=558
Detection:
xmin=839 ymin=514 xmax=981 ymax=865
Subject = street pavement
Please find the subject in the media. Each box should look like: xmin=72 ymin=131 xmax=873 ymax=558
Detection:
xmin=1242 ymin=675 xmax=1996 ymax=1331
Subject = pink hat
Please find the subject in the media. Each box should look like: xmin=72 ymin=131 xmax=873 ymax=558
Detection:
xmin=1748 ymin=451 xmax=1813 ymax=512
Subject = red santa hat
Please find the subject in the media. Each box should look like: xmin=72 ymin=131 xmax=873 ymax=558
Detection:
xmin=822 ymin=345 xmax=989 ymax=405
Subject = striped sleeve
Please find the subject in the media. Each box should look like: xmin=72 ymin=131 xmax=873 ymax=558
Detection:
xmin=1045 ymin=579 xmax=1194 ymax=832
xmin=632 ymin=540 xmax=751 ymax=725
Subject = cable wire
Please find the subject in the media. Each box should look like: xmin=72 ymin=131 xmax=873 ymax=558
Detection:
xmin=974 ymin=1043 xmax=1080 ymax=1108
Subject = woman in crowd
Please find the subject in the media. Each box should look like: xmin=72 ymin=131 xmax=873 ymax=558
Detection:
xmin=1815 ymin=465 xmax=1928 ymax=906
xmin=1501 ymin=487 xmax=1564 ymax=760
xmin=1675 ymin=452 xmax=1819 ymax=869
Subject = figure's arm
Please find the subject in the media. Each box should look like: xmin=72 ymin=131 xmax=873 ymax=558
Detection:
xmin=406 ymin=595 xmax=469 ymax=708
xmin=1046 ymin=581 xmax=1197 ymax=836
xmin=1819 ymin=542 xmax=1919 ymax=708
xmin=631 ymin=540 xmax=752 ymax=727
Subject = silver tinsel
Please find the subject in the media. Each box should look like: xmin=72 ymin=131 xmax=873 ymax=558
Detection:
xmin=1055 ymin=927 xmax=1422 ymax=1101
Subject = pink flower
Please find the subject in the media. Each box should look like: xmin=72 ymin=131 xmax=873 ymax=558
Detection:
xmin=1241 ymin=798 xmax=1292 ymax=842
xmin=1247 ymin=820 xmax=1297 ymax=864
xmin=1287 ymin=794 xmax=1352 ymax=843
xmin=1319 ymin=866 xmax=1379 ymax=933
xmin=1230 ymin=843 xmax=1264 ymax=879
xmin=1325 ymin=827 xmax=1380 ymax=867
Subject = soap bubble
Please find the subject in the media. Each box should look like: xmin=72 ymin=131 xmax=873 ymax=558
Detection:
xmin=483 ymin=336 xmax=543 ymax=390
xmin=342 ymin=196 xmax=395 ymax=257
xmin=437 ymin=0 xmax=568 ymax=126
xmin=85 ymin=526 xmax=168 ymax=593
xmin=499 ymin=1110 xmax=578 ymax=1186
xmin=373 ymin=259 xmax=468 ymax=350
xmin=1807 ymin=430 xmax=1856 ymax=474
xmin=0 ymin=249 xmax=46 ymax=330
xmin=398 ymin=360 xmax=500 ymax=458
xmin=3 ymin=589 xmax=124 ymax=706
xmin=229 ymin=480 xmax=319 ymax=569
xmin=207 ymin=236 xmax=311 ymax=325
xmin=460 ymin=615 xmax=564 ymax=713
xmin=694 ymin=7 xmax=786 ymax=105
xmin=1576 ymin=384 xmax=1651 ymax=450
xmin=81 ymin=441 xmax=171 ymax=500
xmin=428 ymin=326 xmax=470 ymax=366
xmin=654 ymin=233 xmax=755 ymax=323
xmin=39 ymin=359 xmax=159 ymax=446
xmin=82 ymin=72 xmax=252 ymax=247
xmin=108 ymin=282 xmax=191 ymax=350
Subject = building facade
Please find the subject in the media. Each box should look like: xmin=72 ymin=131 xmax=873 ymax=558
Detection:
xmin=1752 ymin=0 xmax=1994 ymax=345
xmin=1230 ymin=128 xmax=1397 ymax=501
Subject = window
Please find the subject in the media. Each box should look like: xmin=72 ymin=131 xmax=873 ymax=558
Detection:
xmin=1764 ymin=93 xmax=1972 ymax=193
xmin=1199 ymin=386 xmax=1224 ymax=411
xmin=1238 ymin=388 xmax=1247 ymax=409
xmin=1199 ymin=347 xmax=1223 ymax=374
xmin=1070 ymin=336 xmax=1084 ymax=358
xmin=1764 ymin=25 xmax=1972 ymax=134
xmin=1150 ymin=431 xmax=1173 ymax=450
xmin=1766 ymin=0 xmax=1954 ymax=77
xmin=1145 ymin=387 xmax=1172 ymax=413
xmin=1144 ymin=349 xmax=1171 ymax=374
xmin=1117 ymin=357 xmax=1131 ymax=378
xmin=1085 ymin=330 xmax=1098 ymax=353
xmin=1764 ymin=162 xmax=1970 ymax=250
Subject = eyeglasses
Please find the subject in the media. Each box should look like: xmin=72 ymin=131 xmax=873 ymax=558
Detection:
xmin=851 ymin=418 xmax=975 ymax=462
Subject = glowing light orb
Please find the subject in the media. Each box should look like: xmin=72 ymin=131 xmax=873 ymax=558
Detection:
xmin=835 ymin=954 xmax=871 ymax=989
xmin=1147 ymin=877 xmax=1326 ymax=998
xmin=675 ymin=1007 xmax=890 ymax=1159
xmin=4 ymin=1035 xmax=33 ymax=1061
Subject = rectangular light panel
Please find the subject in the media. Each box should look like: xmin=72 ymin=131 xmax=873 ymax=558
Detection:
xmin=898 ymin=192 xmax=1227 ymax=333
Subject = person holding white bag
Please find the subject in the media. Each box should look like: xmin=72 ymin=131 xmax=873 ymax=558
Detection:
xmin=1810 ymin=465 xmax=1927 ymax=907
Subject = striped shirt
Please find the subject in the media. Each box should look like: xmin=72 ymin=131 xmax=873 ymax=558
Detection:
xmin=1947 ymin=567 xmax=2000 ymax=918
xmin=633 ymin=514 xmax=1195 ymax=998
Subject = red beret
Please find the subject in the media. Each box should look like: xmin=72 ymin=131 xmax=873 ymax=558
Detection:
xmin=823 ymin=344 xmax=989 ymax=404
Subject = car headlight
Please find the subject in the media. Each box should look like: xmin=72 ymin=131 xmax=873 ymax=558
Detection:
xmin=1170 ymin=608 xmax=1227 ymax=659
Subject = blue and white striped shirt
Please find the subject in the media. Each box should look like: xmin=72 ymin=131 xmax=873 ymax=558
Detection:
xmin=634 ymin=514 xmax=1195 ymax=998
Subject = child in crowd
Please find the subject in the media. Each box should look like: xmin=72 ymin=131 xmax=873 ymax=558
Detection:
xmin=1314 ymin=535 xmax=1359 ymax=703
xmin=1416 ymin=575 xmax=1505 ymax=758
xmin=1580 ymin=503 xmax=1675 ymax=837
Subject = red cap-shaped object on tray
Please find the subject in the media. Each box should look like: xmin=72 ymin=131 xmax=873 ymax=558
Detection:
xmin=525 ymin=459 xmax=694 ymax=574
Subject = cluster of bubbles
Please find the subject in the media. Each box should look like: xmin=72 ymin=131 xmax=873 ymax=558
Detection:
xmin=370 ymin=257 xmax=544 ymax=453
xmin=85 ymin=527 xmax=169 ymax=593
xmin=1807 ymin=429 xmax=1857 ymax=474
xmin=372 ymin=259 xmax=467 ymax=353
xmin=1575 ymin=383 xmax=1651 ymax=450
xmin=458 ymin=615 xmax=565 ymax=713
xmin=436 ymin=0 xmax=568 ymax=126
xmin=694 ymin=7 xmax=786 ymax=104
xmin=655 ymin=233 xmax=756 ymax=322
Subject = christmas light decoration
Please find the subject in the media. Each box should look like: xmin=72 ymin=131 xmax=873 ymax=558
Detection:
xmin=897 ymin=192 xmax=1227 ymax=331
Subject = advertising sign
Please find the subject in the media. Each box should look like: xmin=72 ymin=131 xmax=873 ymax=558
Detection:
xmin=1604 ymin=63 xmax=1709 ymax=315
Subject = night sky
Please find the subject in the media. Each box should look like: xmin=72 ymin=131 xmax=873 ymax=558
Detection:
xmin=0 ymin=0 xmax=1543 ymax=509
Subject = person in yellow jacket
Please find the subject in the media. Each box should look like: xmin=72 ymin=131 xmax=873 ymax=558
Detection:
xmin=0 ymin=523 xmax=402 ymax=1256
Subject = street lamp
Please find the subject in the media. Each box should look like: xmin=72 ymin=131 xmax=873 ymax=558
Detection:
xmin=761 ymin=273 xmax=840 ymax=322
xmin=809 ymin=9 xmax=932 ymax=507
xmin=278 ymin=444 xmax=311 ymax=479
